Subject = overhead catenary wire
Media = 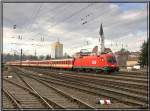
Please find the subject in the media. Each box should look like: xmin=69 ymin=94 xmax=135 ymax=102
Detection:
xmin=43 ymin=3 xmax=69 ymax=23
xmin=23 ymin=4 xmax=43 ymax=35
xmin=25 ymin=3 xmax=95 ymax=43
xmin=8 ymin=4 xmax=44 ymax=44
xmin=7 ymin=3 xmax=143 ymax=55
xmin=48 ymin=3 xmax=94 ymax=29
xmin=11 ymin=3 xmax=94 ymax=42
xmin=25 ymin=5 xmax=66 ymax=41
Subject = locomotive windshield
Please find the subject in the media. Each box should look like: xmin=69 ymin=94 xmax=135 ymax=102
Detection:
xmin=107 ymin=56 xmax=117 ymax=63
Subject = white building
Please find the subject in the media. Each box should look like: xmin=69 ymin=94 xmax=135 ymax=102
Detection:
xmin=51 ymin=40 xmax=63 ymax=58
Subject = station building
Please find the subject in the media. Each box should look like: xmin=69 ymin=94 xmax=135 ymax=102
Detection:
xmin=126 ymin=52 xmax=140 ymax=67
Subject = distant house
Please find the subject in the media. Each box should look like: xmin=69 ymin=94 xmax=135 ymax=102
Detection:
xmin=126 ymin=52 xmax=140 ymax=67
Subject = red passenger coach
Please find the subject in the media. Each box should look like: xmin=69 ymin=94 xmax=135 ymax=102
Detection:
xmin=17 ymin=58 xmax=74 ymax=69
xmin=49 ymin=59 xmax=74 ymax=69
xmin=6 ymin=61 xmax=21 ymax=66
xmin=38 ymin=60 xmax=50 ymax=67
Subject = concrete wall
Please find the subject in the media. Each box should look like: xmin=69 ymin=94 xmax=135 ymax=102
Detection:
xmin=127 ymin=61 xmax=138 ymax=67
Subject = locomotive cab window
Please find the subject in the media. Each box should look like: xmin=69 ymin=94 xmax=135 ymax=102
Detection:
xmin=107 ymin=57 xmax=116 ymax=63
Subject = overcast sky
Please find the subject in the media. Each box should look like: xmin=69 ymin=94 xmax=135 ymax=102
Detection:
xmin=3 ymin=3 xmax=148 ymax=56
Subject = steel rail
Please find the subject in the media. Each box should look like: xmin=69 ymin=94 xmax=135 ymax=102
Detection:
xmin=37 ymin=68 xmax=148 ymax=80
xmin=39 ymin=72 xmax=148 ymax=96
xmin=17 ymin=72 xmax=94 ymax=109
xmin=35 ymin=74 xmax=147 ymax=102
xmin=39 ymin=76 xmax=148 ymax=107
xmin=18 ymin=67 xmax=148 ymax=94
xmin=21 ymin=67 xmax=148 ymax=86
xmin=20 ymin=67 xmax=148 ymax=96
xmin=12 ymin=67 xmax=148 ymax=107
xmin=24 ymin=73 xmax=147 ymax=107
xmin=23 ymin=66 xmax=148 ymax=78
xmin=44 ymin=71 xmax=148 ymax=88
xmin=3 ymin=88 xmax=22 ymax=109
xmin=3 ymin=78 xmax=63 ymax=109
xmin=45 ymin=70 xmax=148 ymax=83
xmin=16 ymin=73 xmax=53 ymax=109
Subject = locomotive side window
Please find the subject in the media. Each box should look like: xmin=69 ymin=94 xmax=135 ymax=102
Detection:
xmin=100 ymin=58 xmax=104 ymax=62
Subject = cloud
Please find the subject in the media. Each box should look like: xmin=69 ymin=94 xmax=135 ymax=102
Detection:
xmin=3 ymin=3 xmax=147 ymax=56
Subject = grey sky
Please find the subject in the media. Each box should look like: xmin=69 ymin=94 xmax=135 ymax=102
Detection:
xmin=3 ymin=3 xmax=147 ymax=56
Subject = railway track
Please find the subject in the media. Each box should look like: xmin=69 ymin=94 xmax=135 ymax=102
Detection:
xmin=16 ymin=72 xmax=94 ymax=109
xmin=32 ymin=72 xmax=148 ymax=96
xmin=22 ymin=67 xmax=148 ymax=91
xmin=29 ymin=66 xmax=148 ymax=75
xmin=3 ymin=68 xmax=94 ymax=109
xmin=24 ymin=67 xmax=148 ymax=81
xmin=14 ymin=67 xmax=148 ymax=108
xmin=11 ymin=69 xmax=132 ymax=108
xmin=2 ymin=89 xmax=21 ymax=109
xmin=3 ymin=73 xmax=67 ymax=109
xmin=3 ymin=79 xmax=53 ymax=109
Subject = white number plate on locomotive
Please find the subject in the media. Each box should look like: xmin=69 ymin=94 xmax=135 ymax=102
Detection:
xmin=92 ymin=60 xmax=96 ymax=64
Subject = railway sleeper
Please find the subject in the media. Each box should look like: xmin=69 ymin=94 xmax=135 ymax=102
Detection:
xmin=18 ymin=67 xmax=148 ymax=89
xmin=3 ymin=79 xmax=64 ymax=109
xmin=19 ymin=73 xmax=95 ymax=109
xmin=35 ymin=76 xmax=148 ymax=107
xmin=23 ymin=71 xmax=147 ymax=104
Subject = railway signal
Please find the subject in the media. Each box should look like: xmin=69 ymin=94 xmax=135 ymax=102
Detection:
xmin=96 ymin=98 xmax=111 ymax=105
xmin=41 ymin=37 xmax=44 ymax=41
xmin=20 ymin=49 xmax=22 ymax=67
xmin=18 ymin=35 xmax=22 ymax=40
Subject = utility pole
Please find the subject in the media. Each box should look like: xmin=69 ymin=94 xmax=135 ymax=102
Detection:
xmin=20 ymin=49 xmax=22 ymax=67
xmin=122 ymin=43 xmax=123 ymax=49
xmin=126 ymin=44 xmax=128 ymax=50
xmin=34 ymin=49 xmax=37 ymax=60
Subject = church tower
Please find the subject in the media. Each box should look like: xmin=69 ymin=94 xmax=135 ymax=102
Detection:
xmin=98 ymin=24 xmax=105 ymax=54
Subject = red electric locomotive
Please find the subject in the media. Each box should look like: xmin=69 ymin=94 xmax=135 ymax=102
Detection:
xmin=73 ymin=53 xmax=119 ymax=72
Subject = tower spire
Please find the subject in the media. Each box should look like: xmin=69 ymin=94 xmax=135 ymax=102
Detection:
xmin=99 ymin=23 xmax=104 ymax=36
xmin=98 ymin=23 xmax=105 ymax=55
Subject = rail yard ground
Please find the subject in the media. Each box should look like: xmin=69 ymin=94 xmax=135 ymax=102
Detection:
xmin=2 ymin=66 xmax=149 ymax=110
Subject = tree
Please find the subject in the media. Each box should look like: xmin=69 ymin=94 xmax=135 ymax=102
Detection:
xmin=45 ymin=55 xmax=51 ymax=60
xmin=139 ymin=40 xmax=148 ymax=66
xmin=120 ymin=48 xmax=126 ymax=52
xmin=39 ymin=55 xmax=45 ymax=60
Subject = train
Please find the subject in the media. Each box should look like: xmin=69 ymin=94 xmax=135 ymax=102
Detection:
xmin=6 ymin=53 xmax=119 ymax=73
